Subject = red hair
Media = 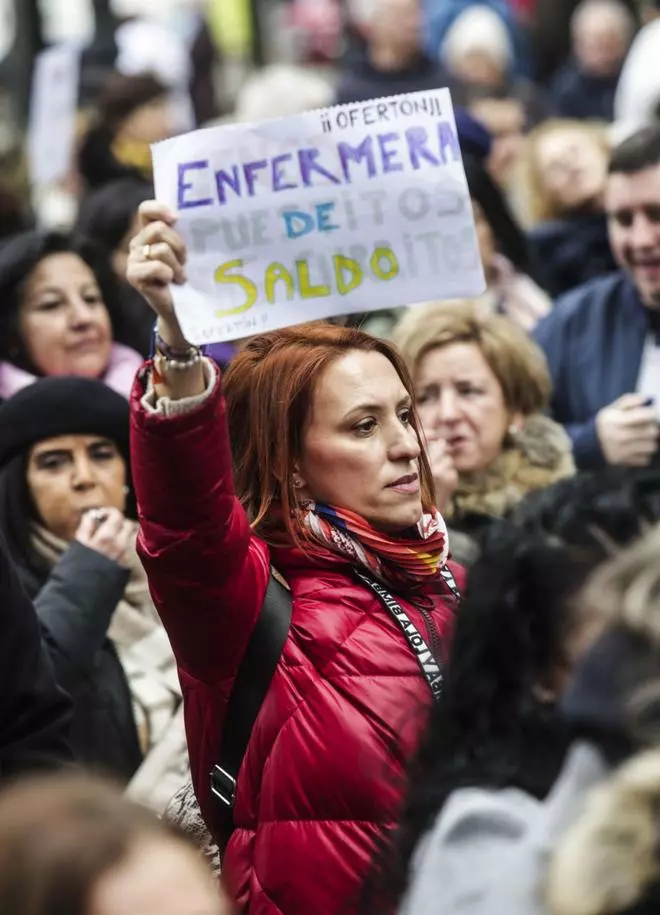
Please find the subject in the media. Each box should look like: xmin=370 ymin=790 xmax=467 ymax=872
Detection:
xmin=223 ymin=322 xmax=435 ymax=546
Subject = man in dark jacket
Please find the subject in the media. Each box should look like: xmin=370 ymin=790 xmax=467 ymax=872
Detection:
xmin=534 ymin=126 xmax=660 ymax=471
xmin=549 ymin=0 xmax=635 ymax=121
xmin=0 ymin=536 xmax=71 ymax=780
xmin=336 ymin=0 xmax=448 ymax=105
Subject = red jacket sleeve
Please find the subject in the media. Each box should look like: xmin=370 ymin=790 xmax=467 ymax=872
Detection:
xmin=129 ymin=366 xmax=270 ymax=685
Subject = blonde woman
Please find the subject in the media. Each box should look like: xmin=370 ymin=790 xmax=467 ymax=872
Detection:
xmin=522 ymin=119 xmax=617 ymax=296
xmin=394 ymin=300 xmax=574 ymax=563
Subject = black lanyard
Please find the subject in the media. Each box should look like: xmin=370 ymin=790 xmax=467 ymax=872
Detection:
xmin=354 ymin=567 xmax=460 ymax=701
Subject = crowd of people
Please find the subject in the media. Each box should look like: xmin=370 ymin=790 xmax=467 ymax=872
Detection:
xmin=4 ymin=0 xmax=660 ymax=914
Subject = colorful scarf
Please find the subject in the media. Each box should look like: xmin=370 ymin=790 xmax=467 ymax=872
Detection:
xmin=301 ymin=501 xmax=449 ymax=590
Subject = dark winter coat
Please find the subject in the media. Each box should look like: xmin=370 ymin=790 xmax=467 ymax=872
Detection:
xmin=534 ymin=272 xmax=652 ymax=470
xmin=0 ymin=538 xmax=72 ymax=780
xmin=19 ymin=543 xmax=142 ymax=781
xmin=528 ymin=213 xmax=617 ymax=299
xmin=549 ymin=59 xmax=620 ymax=121
xmin=335 ymin=54 xmax=448 ymax=107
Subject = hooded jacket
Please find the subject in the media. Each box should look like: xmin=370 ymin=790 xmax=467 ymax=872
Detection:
xmin=130 ymin=364 xmax=461 ymax=915
xmin=397 ymin=742 xmax=607 ymax=915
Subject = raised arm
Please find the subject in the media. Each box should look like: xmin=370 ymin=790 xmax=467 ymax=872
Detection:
xmin=127 ymin=203 xmax=269 ymax=685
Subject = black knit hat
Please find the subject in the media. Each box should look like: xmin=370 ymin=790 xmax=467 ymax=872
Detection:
xmin=0 ymin=376 xmax=130 ymax=470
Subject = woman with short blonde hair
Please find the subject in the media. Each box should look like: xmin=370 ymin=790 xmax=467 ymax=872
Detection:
xmin=395 ymin=299 xmax=552 ymax=415
xmin=523 ymin=119 xmax=611 ymax=225
xmin=394 ymin=300 xmax=573 ymax=562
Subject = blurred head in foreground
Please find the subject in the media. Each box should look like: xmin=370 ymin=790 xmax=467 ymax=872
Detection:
xmin=0 ymin=773 xmax=232 ymax=915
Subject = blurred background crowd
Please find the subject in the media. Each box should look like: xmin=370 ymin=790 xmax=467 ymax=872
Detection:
xmin=5 ymin=1 xmax=660 ymax=914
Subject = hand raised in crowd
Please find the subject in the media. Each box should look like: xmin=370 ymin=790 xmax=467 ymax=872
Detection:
xmin=126 ymin=201 xmax=188 ymax=345
xmin=75 ymin=508 xmax=135 ymax=566
xmin=596 ymin=394 xmax=660 ymax=467
xmin=425 ymin=436 xmax=459 ymax=512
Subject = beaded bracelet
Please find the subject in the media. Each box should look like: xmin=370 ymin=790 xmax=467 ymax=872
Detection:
xmin=154 ymin=332 xmax=202 ymax=370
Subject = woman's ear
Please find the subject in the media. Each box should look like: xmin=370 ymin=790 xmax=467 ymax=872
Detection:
xmin=292 ymin=463 xmax=306 ymax=491
xmin=508 ymin=411 xmax=525 ymax=434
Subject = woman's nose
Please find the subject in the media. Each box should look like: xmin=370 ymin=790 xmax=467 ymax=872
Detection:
xmin=71 ymin=456 xmax=96 ymax=489
xmin=68 ymin=297 xmax=95 ymax=327
xmin=389 ymin=421 xmax=421 ymax=461
xmin=437 ymin=390 xmax=460 ymax=423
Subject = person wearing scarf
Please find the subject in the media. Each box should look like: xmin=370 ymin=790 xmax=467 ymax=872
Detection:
xmin=0 ymin=230 xmax=143 ymax=403
xmin=0 ymin=377 xmax=187 ymax=813
xmin=127 ymin=200 xmax=462 ymax=915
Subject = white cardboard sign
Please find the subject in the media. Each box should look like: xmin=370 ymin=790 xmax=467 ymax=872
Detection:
xmin=27 ymin=44 xmax=80 ymax=189
xmin=151 ymin=88 xmax=486 ymax=345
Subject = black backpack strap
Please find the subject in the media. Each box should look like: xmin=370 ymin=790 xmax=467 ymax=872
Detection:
xmin=209 ymin=571 xmax=292 ymax=851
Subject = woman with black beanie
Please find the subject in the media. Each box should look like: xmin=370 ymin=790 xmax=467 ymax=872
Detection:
xmin=0 ymin=377 xmax=185 ymax=809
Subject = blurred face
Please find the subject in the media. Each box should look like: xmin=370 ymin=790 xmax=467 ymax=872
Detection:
xmin=470 ymin=98 xmax=525 ymax=186
xmin=115 ymin=95 xmax=174 ymax=147
xmin=90 ymin=838 xmax=229 ymax=915
xmin=472 ymin=199 xmax=496 ymax=274
xmin=370 ymin=0 xmax=421 ymax=58
xmin=27 ymin=435 xmax=126 ymax=541
xmin=18 ymin=253 xmax=112 ymax=379
xmin=415 ymin=343 xmax=522 ymax=474
xmin=606 ymin=165 xmax=660 ymax=308
xmin=536 ymin=128 xmax=608 ymax=214
xmin=298 ymin=350 xmax=423 ymax=532
xmin=450 ymin=51 xmax=505 ymax=89
xmin=574 ymin=16 xmax=629 ymax=78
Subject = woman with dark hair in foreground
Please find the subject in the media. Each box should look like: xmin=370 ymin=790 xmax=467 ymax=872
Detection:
xmin=369 ymin=467 xmax=660 ymax=913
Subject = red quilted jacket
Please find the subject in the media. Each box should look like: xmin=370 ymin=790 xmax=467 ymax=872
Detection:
xmin=130 ymin=367 xmax=461 ymax=914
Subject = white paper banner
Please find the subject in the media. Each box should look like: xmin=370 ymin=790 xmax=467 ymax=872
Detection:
xmin=151 ymin=88 xmax=486 ymax=344
xmin=27 ymin=44 xmax=80 ymax=189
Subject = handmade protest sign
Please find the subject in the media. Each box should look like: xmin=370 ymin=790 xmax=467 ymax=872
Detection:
xmin=151 ymin=88 xmax=486 ymax=344
xmin=27 ymin=44 xmax=80 ymax=189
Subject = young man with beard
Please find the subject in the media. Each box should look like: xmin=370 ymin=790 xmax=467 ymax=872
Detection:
xmin=535 ymin=126 xmax=660 ymax=470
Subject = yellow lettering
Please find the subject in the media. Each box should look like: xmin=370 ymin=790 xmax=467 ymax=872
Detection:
xmin=296 ymin=260 xmax=331 ymax=299
xmin=370 ymin=246 xmax=400 ymax=281
xmin=334 ymin=255 xmax=363 ymax=296
xmin=265 ymin=262 xmax=295 ymax=304
xmin=214 ymin=259 xmax=257 ymax=317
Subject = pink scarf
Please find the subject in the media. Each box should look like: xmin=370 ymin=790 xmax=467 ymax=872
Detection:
xmin=0 ymin=343 xmax=143 ymax=401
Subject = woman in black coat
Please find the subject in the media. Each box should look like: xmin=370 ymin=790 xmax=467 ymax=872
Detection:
xmin=0 ymin=377 xmax=142 ymax=781
xmin=0 ymin=377 xmax=183 ymax=801
xmin=365 ymin=466 xmax=660 ymax=912
xmin=0 ymin=536 xmax=72 ymax=781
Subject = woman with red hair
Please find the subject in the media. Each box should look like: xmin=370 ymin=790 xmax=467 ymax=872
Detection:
xmin=126 ymin=202 xmax=461 ymax=915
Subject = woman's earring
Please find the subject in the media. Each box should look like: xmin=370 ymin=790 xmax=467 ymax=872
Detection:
xmin=123 ymin=485 xmax=130 ymax=495
xmin=507 ymin=424 xmax=519 ymax=445
xmin=293 ymin=475 xmax=304 ymax=490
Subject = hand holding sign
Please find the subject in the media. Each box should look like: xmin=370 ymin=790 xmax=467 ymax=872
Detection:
xmin=127 ymin=201 xmax=188 ymax=345
xmin=150 ymin=88 xmax=485 ymax=344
